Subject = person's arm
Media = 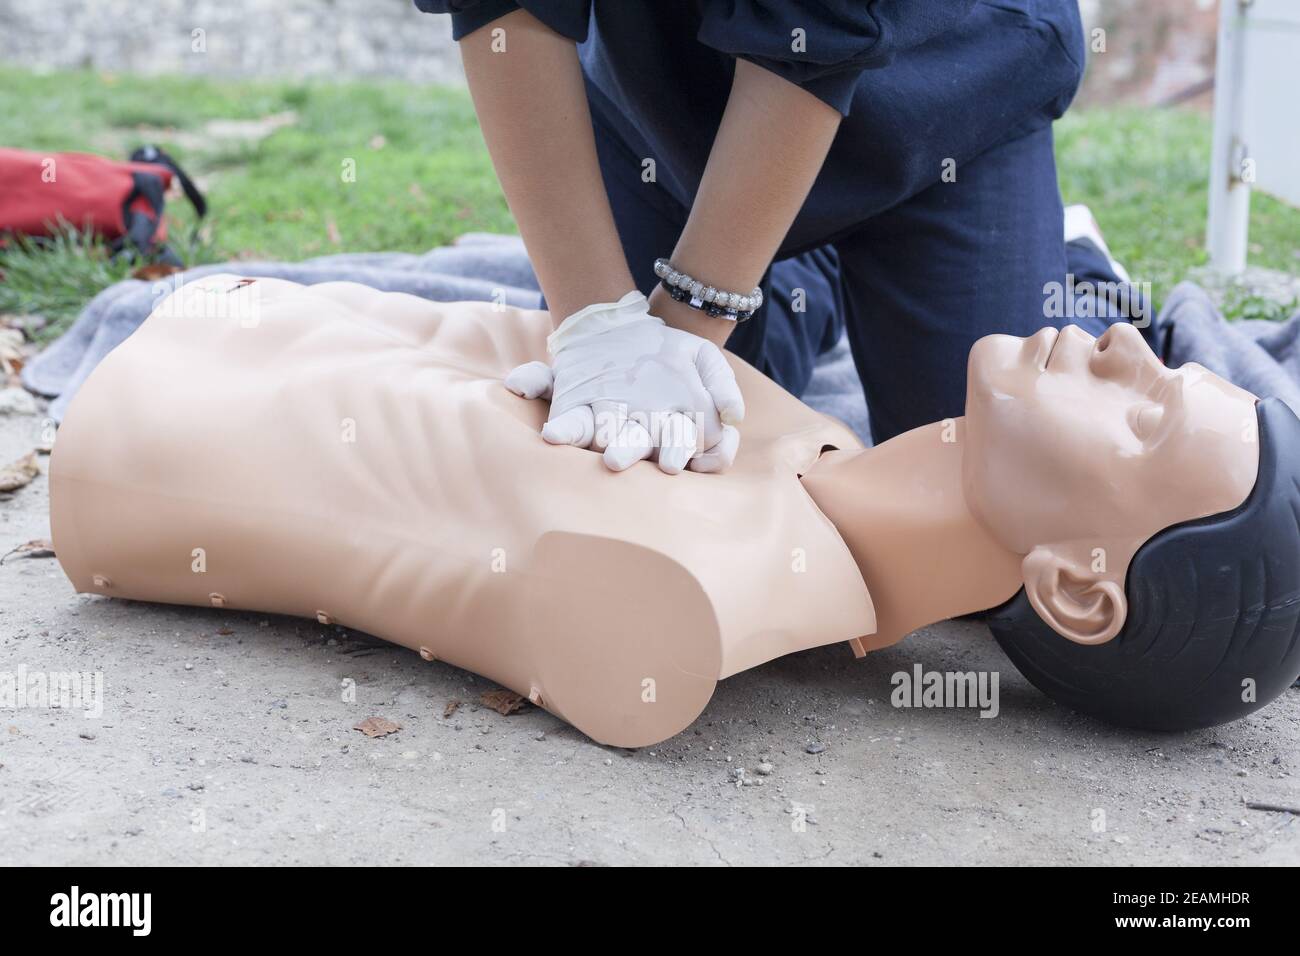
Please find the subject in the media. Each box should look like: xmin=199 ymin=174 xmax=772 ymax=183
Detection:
xmin=648 ymin=59 xmax=843 ymax=347
xmin=458 ymin=8 xmax=632 ymax=324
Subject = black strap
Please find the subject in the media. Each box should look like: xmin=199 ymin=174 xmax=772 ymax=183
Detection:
xmin=113 ymin=170 xmax=172 ymax=262
xmin=130 ymin=144 xmax=207 ymax=219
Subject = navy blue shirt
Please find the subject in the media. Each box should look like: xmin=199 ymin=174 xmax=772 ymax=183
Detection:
xmin=416 ymin=0 xmax=1084 ymax=258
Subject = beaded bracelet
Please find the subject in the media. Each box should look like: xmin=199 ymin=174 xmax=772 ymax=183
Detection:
xmin=653 ymin=258 xmax=763 ymax=322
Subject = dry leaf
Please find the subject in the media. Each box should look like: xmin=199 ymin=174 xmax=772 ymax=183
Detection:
xmin=0 ymin=451 xmax=39 ymax=493
xmin=443 ymin=699 xmax=461 ymax=719
xmin=131 ymin=262 xmax=183 ymax=281
xmin=353 ymin=716 xmax=400 ymax=738
xmin=0 ymin=328 xmax=24 ymax=376
xmin=216 ymin=626 xmax=235 ymax=636
xmin=480 ymin=689 xmax=529 ymax=716
xmin=0 ymin=538 xmax=55 ymax=564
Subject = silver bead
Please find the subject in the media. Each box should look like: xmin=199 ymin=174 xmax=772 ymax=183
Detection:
xmin=676 ymin=272 xmax=693 ymax=289
xmin=752 ymin=289 xmax=763 ymax=309
xmin=667 ymin=271 xmax=681 ymax=287
xmin=727 ymin=292 xmax=742 ymax=310
xmin=654 ymin=259 xmax=670 ymax=278
xmin=689 ymin=280 xmax=703 ymax=297
xmin=738 ymin=296 xmax=752 ymax=312
xmin=703 ymin=286 xmax=717 ymax=303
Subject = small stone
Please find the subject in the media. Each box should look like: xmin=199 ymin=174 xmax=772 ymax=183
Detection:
xmin=78 ymin=731 xmax=96 ymax=741
xmin=0 ymin=387 xmax=38 ymax=417
xmin=533 ymin=732 xmax=546 ymax=741
xmin=805 ymin=742 xmax=826 ymax=755
xmin=755 ymin=762 xmax=774 ymax=776
xmin=183 ymin=663 xmax=193 ymax=671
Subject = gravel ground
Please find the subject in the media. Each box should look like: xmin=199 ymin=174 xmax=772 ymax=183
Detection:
xmin=2 ymin=393 xmax=1298 ymax=866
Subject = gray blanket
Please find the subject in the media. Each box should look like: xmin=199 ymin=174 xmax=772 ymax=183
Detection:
xmin=22 ymin=235 xmax=1300 ymax=443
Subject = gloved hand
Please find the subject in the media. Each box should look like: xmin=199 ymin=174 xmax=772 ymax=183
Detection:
xmin=504 ymin=291 xmax=744 ymax=474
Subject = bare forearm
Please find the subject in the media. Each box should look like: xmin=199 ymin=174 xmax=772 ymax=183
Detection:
xmin=459 ymin=9 xmax=634 ymax=323
xmin=651 ymin=59 xmax=843 ymax=346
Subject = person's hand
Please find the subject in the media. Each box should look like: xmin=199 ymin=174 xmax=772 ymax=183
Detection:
xmin=504 ymin=291 xmax=744 ymax=474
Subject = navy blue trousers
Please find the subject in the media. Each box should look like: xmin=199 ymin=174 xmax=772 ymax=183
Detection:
xmin=594 ymin=115 xmax=1131 ymax=445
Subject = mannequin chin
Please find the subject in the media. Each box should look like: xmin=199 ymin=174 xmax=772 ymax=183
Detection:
xmin=963 ymin=322 xmax=1260 ymax=645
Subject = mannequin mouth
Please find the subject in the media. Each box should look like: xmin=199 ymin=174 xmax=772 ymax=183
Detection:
xmin=1036 ymin=327 xmax=1061 ymax=371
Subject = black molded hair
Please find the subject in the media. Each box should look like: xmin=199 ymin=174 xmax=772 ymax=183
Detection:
xmin=987 ymin=397 xmax=1300 ymax=731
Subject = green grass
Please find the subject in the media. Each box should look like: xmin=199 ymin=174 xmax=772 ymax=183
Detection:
xmin=0 ymin=67 xmax=513 ymax=336
xmin=0 ymin=225 xmax=141 ymax=332
xmin=2 ymin=69 xmax=1298 ymax=338
xmin=1055 ymin=107 xmax=1300 ymax=319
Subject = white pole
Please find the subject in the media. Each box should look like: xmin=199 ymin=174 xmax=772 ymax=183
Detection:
xmin=1206 ymin=0 xmax=1253 ymax=276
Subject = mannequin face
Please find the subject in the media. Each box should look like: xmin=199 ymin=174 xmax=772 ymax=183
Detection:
xmin=963 ymin=322 xmax=1259 ymax=644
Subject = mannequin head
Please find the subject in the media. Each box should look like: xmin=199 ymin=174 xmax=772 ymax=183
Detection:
xmin=964 ymin=322 xmax=1259 ymax=644
xmin=964 ymin=322 xmax=1300 ymax=729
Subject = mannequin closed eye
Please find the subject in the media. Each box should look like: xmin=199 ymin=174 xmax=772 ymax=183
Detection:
xmin=1129 ymin=402 xmax=1164 ymax=441
xmin=1122 ymin=366 xmax=1192 ymax=443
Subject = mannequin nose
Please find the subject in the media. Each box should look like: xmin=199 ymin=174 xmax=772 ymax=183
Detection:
xmin=1091 ymin=321 xmax=1161 ymax=378
xmin=1101 ymin=321 xmax=1152 ymax=355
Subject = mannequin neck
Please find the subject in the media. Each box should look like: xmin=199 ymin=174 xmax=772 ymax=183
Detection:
xmin=800 ymin=419 xmax=1024 ymax=651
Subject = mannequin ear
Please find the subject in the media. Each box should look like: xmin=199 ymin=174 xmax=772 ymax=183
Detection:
xmin=1021 ymin=547 xmax=1127 ymax=646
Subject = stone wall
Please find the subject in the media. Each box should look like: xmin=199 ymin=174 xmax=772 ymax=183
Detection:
xmin=1076 ymin=0 xmax=1219 ymax=107
xmin=0 ymin=0 xmax=463 ymax=84
xmin=0 ymin=0 xmax=1218 ymax=104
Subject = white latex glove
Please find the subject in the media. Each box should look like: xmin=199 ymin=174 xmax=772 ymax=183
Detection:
xmin=504 ymin=291 xmax=744 ymax=474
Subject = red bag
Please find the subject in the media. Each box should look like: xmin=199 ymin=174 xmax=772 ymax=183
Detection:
xmin=0 ymin=145 xmax=206 ymax=263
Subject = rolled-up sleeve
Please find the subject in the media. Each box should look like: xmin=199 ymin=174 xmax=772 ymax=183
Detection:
xmin=696 ymin=0 xmax=979 ymax=115
xmin=413 ymin=0 xmax=591 ymax=42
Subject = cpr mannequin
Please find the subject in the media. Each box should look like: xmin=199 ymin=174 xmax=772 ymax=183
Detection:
xmin=49 ymin=277 xmax=1300 ymax=746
